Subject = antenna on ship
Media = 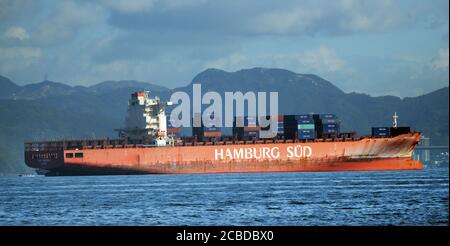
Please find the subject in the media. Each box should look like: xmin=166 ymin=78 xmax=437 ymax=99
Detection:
xmin=393 ymin=112 xmax=398 ymax=128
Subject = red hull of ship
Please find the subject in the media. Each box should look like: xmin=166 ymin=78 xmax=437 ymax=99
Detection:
xmin=25 ymin=133 xmax=422 ymax=176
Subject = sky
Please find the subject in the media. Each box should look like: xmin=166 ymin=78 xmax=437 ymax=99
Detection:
xmin=0 ymin=0 xmax=448 ymax=97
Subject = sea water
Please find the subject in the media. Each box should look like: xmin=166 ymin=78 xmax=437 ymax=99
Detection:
xmin=0 ymin=166 xmax=447 ymax=225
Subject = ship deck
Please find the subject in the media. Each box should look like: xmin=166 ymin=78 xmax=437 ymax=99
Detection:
xmin=24 ymin=133 xmax=408 ymax=152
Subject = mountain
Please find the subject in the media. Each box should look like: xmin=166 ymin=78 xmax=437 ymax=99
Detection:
xmin=177 ymin=68 xmax=448 ymax=142
xmin=12 ymin=80 xmax=81 ymax=100
xmin=177 ymin=67 xmax=350 ymax=115
xmin=0 ymin=69 xmax=448 ymax=173
xmin=0 ymin=78 xmax=170 ymax=100
xmin=0 ymin=75 xmax=20 ymax=99
xmin=88 ymin=80 xmax=168 ymax=94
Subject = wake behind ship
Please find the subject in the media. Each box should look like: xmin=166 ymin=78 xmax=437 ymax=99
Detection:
xmin=25 ymin=91 xmax=422 ymax=176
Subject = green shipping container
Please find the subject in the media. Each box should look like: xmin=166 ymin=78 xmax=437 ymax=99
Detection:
xmin=298 ymin=124 xmax=315 ymax=130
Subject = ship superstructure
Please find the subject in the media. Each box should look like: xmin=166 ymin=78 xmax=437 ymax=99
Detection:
xmin=117 ymin=91 xmax=174 ymax=146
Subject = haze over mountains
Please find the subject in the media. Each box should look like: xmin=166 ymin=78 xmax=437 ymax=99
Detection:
xmin=0 ymin=68 xmax=448 ymax=173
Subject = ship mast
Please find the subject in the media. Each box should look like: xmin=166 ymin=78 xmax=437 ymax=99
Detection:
xmin=393 ymin=112 xmax=398 ymax=128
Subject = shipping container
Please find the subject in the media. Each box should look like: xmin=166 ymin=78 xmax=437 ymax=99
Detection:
xmin=193 ymin=126 xmax=221 ymax=140
xmin=299 ymin=129 xmax=314 ymax=134
xmin=321 ymin=114 xmax=337 ymax=119
xmin=298 ymin=135 xmax=315 ymax=140
xmin=244 ymin=116 xmax=258 ymax=126
xmin=277 ymin=121 xmax=284 ymax=133
xmin=321 ymin=119 xmax=340 ymax=124
xmin=321 ymin=128 xmax=339 ymax=133
xmin=372 ymin=127 xmax=390 ymax=137
xmin=167 ymin=127 xmax=181 ymax=133
xmin=243 ymin=126 xmax=260 ymax=131
xmin=296 ymin=114 xmax=313 ymax=120
xmin=298 ymin=124 xmax=315 ymax=130
xmin=322 ymin=123 xmax=339 ymax=128
xmin=390 ymin=127 xmax=410 ymax=137
xmin=167 ymin=115 xmax=179 ymax=128
xmin=167 ymin=131 xmax=182 ymax=138
xmin=298 ymin=129 xmax=315 ymax=139
xmin=242 ymin=130 xmax=259 ymax=136
xmin=203 ymin=131 xmax=222 ymax=137
xmin=283 ymin=120 xmax=298 ymax=128
xmin=284 ymin=115 xmax=297 ymax=120
xmin=205 ymin=127 xmax=219 ymax=132
xmin=297 ymin=118 xmax=315 ymax=124
xmin=234 ymin=116 xmax=258 ymax=127
xmin=312 ymin=114 xmax=337 ymax=120
xmin=236 ymin=129 xmax=260 ymax=140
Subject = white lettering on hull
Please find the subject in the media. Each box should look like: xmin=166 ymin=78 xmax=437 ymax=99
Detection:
xmin=214 ymin=145 xmax=312 ymax=160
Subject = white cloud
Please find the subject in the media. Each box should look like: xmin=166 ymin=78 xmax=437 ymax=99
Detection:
xmin=4 ymin=26 xmax=29 ymax=41
xmin=98 ymin=0 xmax=206 ymax=13
xmin=151 ymin=0 xmax=425 ymax=36
xmin=0 ymin=47 xmax=41 ymax=59
xmin=0 ymin=47 xmax=42 ymax=74
xmin=99 ymin=0 xmax=157 ymax=13
xmin=431 ymin=48 xmax=449 ymax=70
xmin=301 ymin=46 xmax=346 ymax=73
xmin=203 ymin=53 xmax=247 ymax=71
xmin=253 ymin=7 xmax=323 ymax=35
xmin=33 ymin=1 xmax=105 ymax=45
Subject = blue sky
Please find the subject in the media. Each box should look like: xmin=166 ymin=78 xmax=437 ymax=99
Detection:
xmin=0 ymin=0 xmax=448 ymax=97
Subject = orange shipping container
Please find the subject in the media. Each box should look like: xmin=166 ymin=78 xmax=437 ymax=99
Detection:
xmin=243 ymin=126 xmax=261 ymax=131
xmin=167 ymin=128 xmax=181 ymax=133
xmin=203 ymin=131 xmax=222 ymax=137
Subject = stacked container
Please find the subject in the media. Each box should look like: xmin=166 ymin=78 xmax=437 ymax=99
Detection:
xmin=276 ymin=115 xmax=284 ymax=137
xmin=297 ymin=117 xmax=315 ymax=140
xmin=313 ymin=114 xmax=340 ymax=138
xmin=283 ymin=114 xmax=316 ymax=140
xmin=166 ymin=116 xmax=182 ymax=138
xmin=371 ymin=127 xmax=390 ymax=137
xmin=192 ymin=113 xmax=222 ymax=141
xmin=283 ymin=115 xmax=298 ymax=139
xmin=233 ymin=116 xmax=260 ymax=140
xmin=389 ymin=127 xmax=410 ymax=137
xmin=259 ymin=115 xmax=285 ymax=138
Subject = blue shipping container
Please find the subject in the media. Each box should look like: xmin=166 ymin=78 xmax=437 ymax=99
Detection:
xmin=242 ymin=130 xmax=259 ymax=136
xmin=322 ymin=128 xmax=339 ymax=133
xmin=295 ymin=114 xmax=313 ymax=120
xmin=321 ymin=114 xmax=337 ymax=119
xmin=167 ymin=116 xmax=176 ymax=128
xmin=299 ymin=129 xmax=314 ymax=134
xmin=298 ymin=133 xmax=315 ymax=139
xmin=322 ymin=123 xmax=339 ymax=128
xmin=297 ymin=119 xmax=315 ymax=124
xmin=372 ymin=127 xmax=390 ymax=136
xmin=244 ymin=116 xmax=258 ymax=126
xmin=204 ymin=127 xmax=220 ymax=132
xmin=167 ymin=132 xmax=182 ymax=138
xmin=321 ymin=119 xmax=339 ymax=124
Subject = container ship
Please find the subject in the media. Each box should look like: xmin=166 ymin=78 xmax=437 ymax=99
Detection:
xmin=25 ymin=91 xmax=422 ymax=176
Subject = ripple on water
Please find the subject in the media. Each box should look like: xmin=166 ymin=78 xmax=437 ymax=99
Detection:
xmin=0 ymin=167 xmax=448 ymax=225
